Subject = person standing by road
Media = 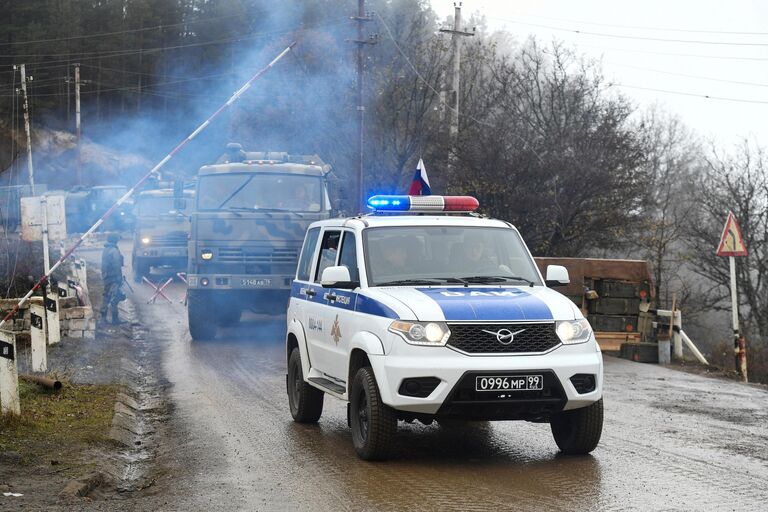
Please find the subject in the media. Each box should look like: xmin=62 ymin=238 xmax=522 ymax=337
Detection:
xmin=100 ymin=233 xmax=124 ymax=324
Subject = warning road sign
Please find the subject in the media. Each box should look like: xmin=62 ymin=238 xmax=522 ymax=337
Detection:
xmin=716 ymin=212 xmax=748 ymax=257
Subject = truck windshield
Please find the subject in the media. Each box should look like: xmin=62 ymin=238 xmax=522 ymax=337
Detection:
xmin=197 ymin=174 xmax=324 ymax=212
xmin=364 ymin=226 xmax=542 ymax=287
xmin=135 ymin=197 xmax=175 ymax=216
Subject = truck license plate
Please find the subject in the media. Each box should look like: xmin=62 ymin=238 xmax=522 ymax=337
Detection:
xmin=240 ymin=278 xmax=271 ymax=287
xmin=475 ymin=375 xmax=543 ymax=392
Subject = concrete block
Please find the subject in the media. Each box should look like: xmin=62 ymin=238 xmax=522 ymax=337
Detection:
xmin=68 ymin=318 xmax=88 ymax=330
xmin=68 ymin=330 xmax=84 ymax=338
xmin=83 ymin=329 xmax=95 ymax=339
xmin=65 ymin=307 xmax=87 ymax=319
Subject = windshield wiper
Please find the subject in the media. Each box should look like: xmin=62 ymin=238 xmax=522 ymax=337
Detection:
xmin=376 ymin=278 xmax=445 ymax=286
xmin=460 ymin=275 xmax=535 ymax=287
xmin=257 ymin=208 xmax=304 ymax=218
xmin=216 ymin=175 xmax=255 ymax=209
xmin=432 ymin=276 xmax=470 ymax=287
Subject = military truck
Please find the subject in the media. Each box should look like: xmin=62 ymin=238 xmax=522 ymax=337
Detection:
xmin=66 ymin=185 xmax=134 ymax=233
xmin=187 ymin=148 xmax=333 ymax=339
xmin=132 ymin=188 xmax=194 ymax=282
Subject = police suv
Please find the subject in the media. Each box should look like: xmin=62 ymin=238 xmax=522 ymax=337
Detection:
xmin=286 ymin=195 xmax=603 ymax=460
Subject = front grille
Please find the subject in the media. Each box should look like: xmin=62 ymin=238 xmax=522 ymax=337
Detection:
xmin=447 ymin=322 xmax=561 ymax=354
xmin=216 ymin=247 xmax=299 ymax=274
xmin=150 ymin=232 xmax=187 ymax=247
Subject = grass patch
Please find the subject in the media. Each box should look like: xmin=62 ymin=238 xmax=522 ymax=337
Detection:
xmin=0 ymin=379 xmax=120 ymax=465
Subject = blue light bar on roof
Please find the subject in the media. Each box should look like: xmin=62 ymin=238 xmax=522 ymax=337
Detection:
xmin=366 ymin=195 xmax=479 ymax=212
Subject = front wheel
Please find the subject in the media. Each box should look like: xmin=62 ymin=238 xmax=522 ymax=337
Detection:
xmin=187 ymin=291 xmax=217 ymax=340
xmin=287 ymin=348 xmax=323 ymax=423
xmin=132 ymin=257 xmax=150 ymax=283
xmin=550 ymin=398 xmax=603 ymax=454
xmin=349 ymin=366 xmax=397 ymax=461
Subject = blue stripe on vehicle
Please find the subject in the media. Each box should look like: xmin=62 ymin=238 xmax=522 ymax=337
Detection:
xmin=415 ymin=287 xmax=552 ymax=321
xmin=355 ymin=294 xmax=399 ymax=319
xmin=291 ymin=281 xmax=397 ymax=318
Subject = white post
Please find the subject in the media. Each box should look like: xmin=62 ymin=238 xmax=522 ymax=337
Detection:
xmin=680 ymin=330 xmax=710 ymax=366
xmin=673 ymin=310 xmax=683 ymax=360
xmin=29 ymin=303 xmax=47 ymax=372
xmin=40 ymin=196 xmax=61 ymax=345
xmin=0 ymin=330 xmax=20 ymax=415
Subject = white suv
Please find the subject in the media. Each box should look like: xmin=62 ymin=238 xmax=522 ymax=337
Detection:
xmin=285 ymin=195 xmax=603 ymax=460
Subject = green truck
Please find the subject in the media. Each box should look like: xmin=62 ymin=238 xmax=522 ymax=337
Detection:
xmin=132 ymin=188 xmax=193 ymax=282
xmin=187 ymin=148 xmax=333 ymax=340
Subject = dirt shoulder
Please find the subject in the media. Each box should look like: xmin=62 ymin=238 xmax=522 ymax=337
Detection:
xmin=0 ymin=255 xmax=168 ymax=511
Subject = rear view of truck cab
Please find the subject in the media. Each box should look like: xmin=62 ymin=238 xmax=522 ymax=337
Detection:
xmin=285 ymin=195 xmax=604 ymax=460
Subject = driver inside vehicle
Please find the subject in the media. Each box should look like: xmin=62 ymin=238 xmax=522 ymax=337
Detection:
xmin=378 ymin=236 xmax=409 ymax=275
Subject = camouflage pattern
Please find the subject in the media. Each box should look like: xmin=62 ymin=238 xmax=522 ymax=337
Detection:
xmin=187 ymin=153 xmax=332 ymax=315
xmin=132 ymin=189 xmax=193 ymax=279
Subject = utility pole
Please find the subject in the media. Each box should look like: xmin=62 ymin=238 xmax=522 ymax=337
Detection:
xmin=350 ymin=0 xmax=376 ymax=212
xmin=67 ymin=63 xmax=88 ymax=186
xmin=440 ymin=2 xmax=474 ymax=142
xmin=75 ymin=63 xmax=82 ymax=186
xmin=15 ymin=64 xmax=35 ymax=195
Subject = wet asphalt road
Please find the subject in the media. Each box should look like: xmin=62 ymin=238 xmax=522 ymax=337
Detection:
xmin=128 ymin=272 xmax=768 ymax=511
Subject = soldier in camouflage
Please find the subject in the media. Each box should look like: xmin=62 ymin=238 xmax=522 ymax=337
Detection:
xmin=100 ymin=233 xmax=125 ymax=323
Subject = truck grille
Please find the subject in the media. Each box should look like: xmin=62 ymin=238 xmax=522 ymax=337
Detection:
xmin=150 ymin=232 xmax=187 ymax=247
xmin=447 ymin=323 xmax=561 ymax=354
xmin=217 ymin=248 xmax=299 ymax=274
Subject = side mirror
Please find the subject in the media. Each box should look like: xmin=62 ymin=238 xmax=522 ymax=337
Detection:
xmin=321 ymin=266 xmax=358 ymax=289
xmin=545 ymin=265 xmax=570 ymax=287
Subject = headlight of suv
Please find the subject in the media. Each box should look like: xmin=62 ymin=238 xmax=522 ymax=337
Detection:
xmin=556 ymin=319 xmax=593 ymax=344
xmin=389 ymin=321 xmax=450 ymax=346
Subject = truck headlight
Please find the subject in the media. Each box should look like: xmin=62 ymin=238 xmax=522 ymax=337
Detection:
xmin=389 ymin=321 xmax=450 ymax=346
xmin=556 ymin=319 xmax=592 ymax=344
xmin=200 ymin=249 xmax=214 ymax=260
xmin=140 ymin=236 xmax=151 ymax=245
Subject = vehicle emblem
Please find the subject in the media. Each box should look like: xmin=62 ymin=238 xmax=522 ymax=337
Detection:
xmin=330 ymin=314 xmax=342 ymax=345
xmin=481 ymin=327 xmax=526 ymax=345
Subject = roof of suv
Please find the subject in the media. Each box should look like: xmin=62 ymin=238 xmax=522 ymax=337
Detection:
xmin=315 ymin=214 xmax=514 ymax=230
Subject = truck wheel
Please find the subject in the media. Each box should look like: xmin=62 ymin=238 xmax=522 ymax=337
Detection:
xmin=287 ymin=348 xmax=323 ymax=423
xmin=187 ymin=291 xmax=217 ymax=340
xmin=133 ymin=257 xmax=150 ymax=283
xmin=349 ymin=366 xmax=396 ymax=461
xmin=550 ymin=398 xmax=603 ymax=455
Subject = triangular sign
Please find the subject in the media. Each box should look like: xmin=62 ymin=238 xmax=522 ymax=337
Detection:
xmin=716 ymin=212 xmax=748 ymax=257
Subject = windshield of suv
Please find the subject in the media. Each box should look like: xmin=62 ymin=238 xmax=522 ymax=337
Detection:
xmin=135 ymin=196 xmax=175 ymax=216
xmin=364 ymin=226 xmax=542 ymax=287
xmin=197 ymin=174 xmax=324 ymax=212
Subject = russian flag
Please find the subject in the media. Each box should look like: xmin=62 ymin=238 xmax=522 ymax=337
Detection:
xmin=407 ymin=158 xmax=432 ymax=196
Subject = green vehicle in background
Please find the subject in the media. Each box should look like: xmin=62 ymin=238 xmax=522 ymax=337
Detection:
xmin=132 ymin=188 xmax=194 ymax=282
xmin=187 ymin=146 xmax=333 ymax=340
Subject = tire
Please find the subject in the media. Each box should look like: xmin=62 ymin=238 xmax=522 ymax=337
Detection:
xmin=349 ymin=366 xmax=397 ymax=461
xmin=550 ymin=398 xmax=603 ymax=454
xmin=187 ymin=291 xmax=217 ymax=340
xmin=133 ymin=257 xmax=150 ymax=283
xmin=287 ymin=348 xmax=323 ymax=423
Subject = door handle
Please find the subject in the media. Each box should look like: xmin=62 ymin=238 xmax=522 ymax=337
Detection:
xmin=326 ymin=293 xmax=337 ymax=302
xmin=305 ymin=288 xmax=316 ymax=298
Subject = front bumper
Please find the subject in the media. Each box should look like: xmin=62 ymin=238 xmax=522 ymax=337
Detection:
xmin=368 ymin=337 xmax=603 ymax=418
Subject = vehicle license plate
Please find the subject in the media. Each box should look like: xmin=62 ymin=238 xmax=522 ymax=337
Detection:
xmin=240 ymin=278 xmax=271 ymax=287
xmin=475 ymin=375 xmax=543 ymax=392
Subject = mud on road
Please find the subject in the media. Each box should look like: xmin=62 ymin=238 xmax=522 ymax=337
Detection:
xmin=120 ymin=261 xmax=768 ymax=511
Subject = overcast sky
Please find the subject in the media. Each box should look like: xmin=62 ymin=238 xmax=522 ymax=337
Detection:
xmin=431 ymin=0 xmax=768 ymax=148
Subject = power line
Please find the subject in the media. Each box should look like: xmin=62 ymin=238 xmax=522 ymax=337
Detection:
xmin=0 ymin=14 xmax=244 ymax=47
xmin=609 ymin=63 xmax=768 ymax=88
xmin=489 ymin=16 xmax=768 ymax=47
xmin=612 ymin=83 xmax=768 ymax=104
xmin=575 ymin=42 xmax=768 ymax=62
xmin=507 ymin=13 xmax=768 ymax=36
